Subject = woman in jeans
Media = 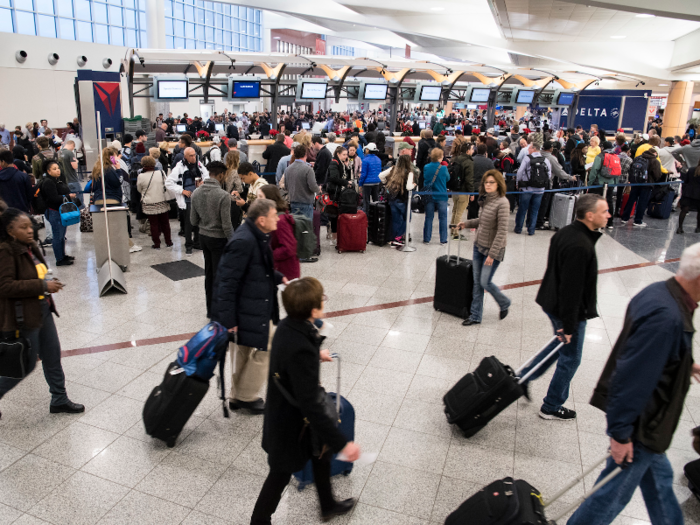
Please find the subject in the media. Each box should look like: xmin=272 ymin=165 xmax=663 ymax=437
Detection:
xmin=41 ymin=159 xmax=77 ymax=266
xmin=384 ymin=155 xmax=416 ymax=247
xmin=422 ymin=147 xmax=450 ymax=244
xmin=251 ymin=277 xmax=359 ymax=524
xmin=0 ymin=208 xmax=84 ymax=419
xmin=457 ymin=169 xmax=511 ymax=326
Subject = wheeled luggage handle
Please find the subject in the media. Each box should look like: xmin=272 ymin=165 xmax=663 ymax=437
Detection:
xmin=515 ymin=335 xmax=565 ymax=385
xmin=446 ymin=224 xmax=466 ymax=262
xmin=330 ymin=352 xmax=341 ymax=414
xmin=546 ymin=453 xmax=624 ymax=523
xmin=516 ymin=336 xmax=558 ymax=375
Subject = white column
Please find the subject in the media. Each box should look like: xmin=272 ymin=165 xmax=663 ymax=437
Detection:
xmin=145 ymin=0 xmax=166 ymax=49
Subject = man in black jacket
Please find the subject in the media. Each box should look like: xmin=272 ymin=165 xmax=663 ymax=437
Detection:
xmin=213 ymin=199 xmax=287 ymax=414
xmin=262 ymin=134 xmax=290 ymax=176
xmin=568 ymin=244 xmax=700 ymax=525
xmin=467 ymin=143 xmax=495 ymax=219
xmin=416 ymin=129 xmax=437 ymax=185
xmin=312 ymin=136 xmax=332 ymax=186
xmin=0 ymin=149 xmax=33 ymax=213
xmin=519 ymin=194 xmax=609 ymax=420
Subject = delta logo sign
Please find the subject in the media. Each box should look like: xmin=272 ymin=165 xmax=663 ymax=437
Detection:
xmin=561 ymin=107 xmax=620 ymax=118
xmin=94 ymin=82 xmax=121 ymax=117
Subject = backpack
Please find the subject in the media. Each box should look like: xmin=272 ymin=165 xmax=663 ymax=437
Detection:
xmin=446 ymin=160 xmax=464 ymax=191
xmin=628 ymin=156 xmax=649 ymax=184
xmin=252 ymin=160 xmax=262 ymax=174
xmin=527 ymin=155 xmax=548 ymax=188
xmin=292 ymin=214 xmax=316 ymax=260
xmin=32 ymin=176 xmax=48 ymax=215
xmin=338 ymin=187 xmax=360 ymax=215
xmin=176 ymin=321 xmax=231 ymax=417
xmin=202 ymin=146 xmax=220 ymax=166
xmin=597 ymin=152 xmax=621 ymax=178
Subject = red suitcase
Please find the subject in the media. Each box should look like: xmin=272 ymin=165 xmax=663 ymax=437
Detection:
xmin=337 ymin=211 xmax=367 ymax=253
xmin=620 ymin=193 xmax=636 ymax=217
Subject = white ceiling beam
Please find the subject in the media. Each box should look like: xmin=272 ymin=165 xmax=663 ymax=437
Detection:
xmin=671 ymin=27 xmax=700 ymax=71
xmin=557 ymin=0 xmax=700 ymax=22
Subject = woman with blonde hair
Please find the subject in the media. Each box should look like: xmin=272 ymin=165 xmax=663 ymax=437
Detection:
xmin=585 ymin=135 xmax=601 ymax=166
xmin=457 ymin=169 xmax=511 ymax=325
xmin=224 ymin=149 xmax=244 ymax=228
xmin=296 ymin=131 xmax=315 ymax=163
xmin=158 ymin=141 xmax=170 ymax=172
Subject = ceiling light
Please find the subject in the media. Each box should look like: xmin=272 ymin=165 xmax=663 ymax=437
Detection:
xmin=659 ymin=83 xmax=669 ymax=86
xmin=636 ymin=13 xmax=655 ymax=18
xmin=610 ymin=35 xmax=626 ymax=39
xmin=430 ymin=7 xmax=444 ymax=10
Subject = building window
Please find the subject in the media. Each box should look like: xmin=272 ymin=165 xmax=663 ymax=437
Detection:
xmin=331 ymin=45 xmax=354 ymax=56
xmin=0 ymin=0 xmax=146 ymax=45
xmin=165 ymin=0 xmax=261 ymax=51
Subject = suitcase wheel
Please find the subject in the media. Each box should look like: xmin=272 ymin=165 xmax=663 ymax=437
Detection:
xmin=166 ymin=437 xmax=176 ymax=448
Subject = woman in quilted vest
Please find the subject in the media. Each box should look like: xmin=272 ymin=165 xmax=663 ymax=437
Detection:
xmin=457 ymin=169 xmax=511 ymax=326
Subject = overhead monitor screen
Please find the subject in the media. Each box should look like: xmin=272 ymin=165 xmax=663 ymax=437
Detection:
xmin=557 ymin=92 xmax=575 ymax=105
xmin=470 ymin=88 xmax=491 ymax=103
xmin=363 ymin=83 xmax=388 ymax=100
xmin=516 ymin=90 xmax=535 ymax=104
xmin=420 ymin=85 xmax=442 ymax=101
xmin=231 ymin=81 xmax=261 ymax=98
xmin=157 ymin=80 xmax=188 ymax=99
xmin=176 ymin=124 xmax=187 ymax=133
xmin=215 ymin=123 xmax=224 ymax=132
xmin=300 ymin=82 xmax=328 ymax=99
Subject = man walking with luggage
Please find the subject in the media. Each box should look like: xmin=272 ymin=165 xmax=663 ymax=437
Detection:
xmin=213 ymin=199 xmax=288 ymax=414
xmin=519 ymin=194 xmax=609 ymax=420
xmin=568 ymin=243 xmax=700 ymax=525
xmin=514 ymin=134 xmax=551 ymax=235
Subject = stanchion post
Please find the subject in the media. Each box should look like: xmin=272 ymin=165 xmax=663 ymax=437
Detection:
xmin=399 ymin=190 xmax=416 ymax=252
xmin=603 ymin=183 xmax=608 ymax=199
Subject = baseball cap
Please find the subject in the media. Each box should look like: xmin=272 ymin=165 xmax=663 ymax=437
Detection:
xmin=642 ymin=133 xmax=649 ymax=141
xmin=397 ymin=142 xmax=414 ymax=151
xmin=365 ymin=143 xmax=378 ymax=152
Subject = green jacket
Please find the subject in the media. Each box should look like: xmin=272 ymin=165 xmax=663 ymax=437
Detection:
xmin=453 ymin=154 xmax=475 ymax=193
xmin=589 ymin=149 xmax=617 ymax=186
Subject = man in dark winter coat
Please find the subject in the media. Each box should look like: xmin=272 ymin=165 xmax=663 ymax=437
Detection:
xmin=0 ymin=149 xmax=33 ymax=213
xmin=519 ymin=194 xmax=609 ymax=421
xmin=312 ymin=136 xmax=332 ymax=186
xmin=415 ymin=129 xmax=437 ymax=185
xmin=262 ymin=134 xmax=291 ymax=175
xmin=213 ymin=199 xmax=288 ymax=414
xmin=569 ymin=243 xmax=700 ymax=525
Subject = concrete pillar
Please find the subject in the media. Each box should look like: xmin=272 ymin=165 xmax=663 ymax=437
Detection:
xmin=146 ymin=0 xmax=166 ymax=49
xmin=663 ymin=81 xmax=695 ymax=138
xmin=516 ymin=106 xmax=527 ymax=120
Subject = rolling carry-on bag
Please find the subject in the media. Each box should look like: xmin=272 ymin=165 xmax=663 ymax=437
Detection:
xmin=646 ymin=189 xmax=675 ymax=219
xmin=685 ymin=458 xmax=700 ymax=501
xmin=368 ymin=201 xmax=392 ymax=246
xmin=445 ymin=454 xmax=623 ymax=525
xmin=434 ymin=235 xmax=473 ymax=319
xmin=282 ymin=354 xmax=355 ymax=490
xmin=143 ymin=360 xmax=209 ymax=448
xmin=444 ymin=336 xmax=564 ymax=437
xmin=337 ymin=211 xmax=367 ymax=253
xmin=549 ymin=193 xmax=577 ymax=230
xmin=313 ymin=209 xmax=322 ymax=256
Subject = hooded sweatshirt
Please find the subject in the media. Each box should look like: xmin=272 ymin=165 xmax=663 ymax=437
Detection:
xmin=674 ymin=138 xmax=700 ymax=169
xmin=0 ymin=166 xmax=33 ymax=213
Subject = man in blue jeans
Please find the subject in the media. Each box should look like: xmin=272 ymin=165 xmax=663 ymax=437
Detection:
xmin=284 ymin=144 xmax=319 ymax=222
xmin=519 ymin=194 xmax=608 ymax=420
xmin=568 ymin=244 xmax=700 ymax=525
xmin=514 ymin=135 xmax=551 ymax=236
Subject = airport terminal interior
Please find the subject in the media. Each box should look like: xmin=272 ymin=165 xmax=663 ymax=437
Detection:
xmin=3 ymin=1 xmax=700 ymax=524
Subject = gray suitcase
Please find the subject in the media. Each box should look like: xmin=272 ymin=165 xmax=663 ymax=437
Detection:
xmin=549 ymin=193 xmax=577 ymax=230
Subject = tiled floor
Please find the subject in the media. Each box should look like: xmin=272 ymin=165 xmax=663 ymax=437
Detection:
xmin=2 ymin=208 xmax=700 ymax=524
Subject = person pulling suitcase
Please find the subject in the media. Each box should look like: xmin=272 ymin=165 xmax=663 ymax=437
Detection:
xmin=517 ymin=194 xmax=609 ymax=421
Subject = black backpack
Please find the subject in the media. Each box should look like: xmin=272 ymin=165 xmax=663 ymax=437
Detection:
xmin=32 ymin=176 xmax=48 ymax=215
xmin=527 ymin=155 xmax=548 ymax=188
xmin=447 ymin=160 xmax=464 ymax=191
xmin=628 ymin=156 xmax=649 ymax=184
xmin=338 ymin=187 xmax=360 ymax=214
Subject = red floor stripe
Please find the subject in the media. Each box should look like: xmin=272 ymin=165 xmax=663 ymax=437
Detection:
xmin=61 ymin=257 xmax=681 ymax=357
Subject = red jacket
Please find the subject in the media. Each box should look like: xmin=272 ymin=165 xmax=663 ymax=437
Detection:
xmin=271 ymin=212 xmax=300 ymax=280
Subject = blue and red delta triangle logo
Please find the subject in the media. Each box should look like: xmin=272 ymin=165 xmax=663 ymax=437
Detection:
xmin=94 ymin=82 xmax=120 ymax=117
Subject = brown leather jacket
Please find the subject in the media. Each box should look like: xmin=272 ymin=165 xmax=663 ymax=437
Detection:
xmin=0 ymin=240 xmax=56 ymax=331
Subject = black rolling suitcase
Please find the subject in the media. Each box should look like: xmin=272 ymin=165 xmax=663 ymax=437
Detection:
xmin=446 ymin=454 xmax=623 ymax=525
xmin=444 ymin=336 xmax=564 ymax=437
xmin=368 ymin=201 xmax=392 ymax=246
xmin=505 ymin=173 xmax=517 ymax=213
xmin=434 ymin=235 xmax=473 ymax=319
xmin=143 ymin=361 xmax=209 ymax=447
xmin=686 ymin=458 xmax=700 ymax=501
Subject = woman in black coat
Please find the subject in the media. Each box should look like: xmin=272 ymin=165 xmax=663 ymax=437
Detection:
xmin=677 ymin=165 xmax=700 ymax=234
xmin=251 ymin=277 xmax=359 ymax=524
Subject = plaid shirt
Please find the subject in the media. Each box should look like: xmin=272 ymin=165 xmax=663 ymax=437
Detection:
xmin=618 ymin=152 xmax=632 ymax=184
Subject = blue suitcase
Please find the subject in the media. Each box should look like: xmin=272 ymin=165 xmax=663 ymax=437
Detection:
xmin=293 ymin=355 xmax=355 ymax=490
xmin=647 ymin=189 xmax=675 ymax=219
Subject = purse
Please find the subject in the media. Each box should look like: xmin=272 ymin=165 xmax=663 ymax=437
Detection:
xmin=59 ymin=198 xmax=80 ymax=227
xmin=79 ymin=207 xmax=93 ymax=233
xmin=0 ymin=302 xmax=33 ymax=379
xmin=273 ymin=373 xmax=339 ymax=457
xmin=419 ymin=165 xmax=441 ymax=208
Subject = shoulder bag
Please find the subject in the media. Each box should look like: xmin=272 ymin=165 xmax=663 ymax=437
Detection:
xmin=0 ymin=302 xmax=33 ymax=379
xmin=419 ymin=164 xmax=441 ymax=208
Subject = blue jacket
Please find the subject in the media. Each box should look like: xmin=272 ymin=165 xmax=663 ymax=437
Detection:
xmin=359 ymin=153 xmax=382 ymax=186
xmin=592 ymin=279 xmax=694 ymax=450
xmin=91 ymin=168 xmax=123 ymax=203
xmin=422 ymin=161 xmax=450 ymax=202
xmin=212 ymin=218 xmax=284 ymax=349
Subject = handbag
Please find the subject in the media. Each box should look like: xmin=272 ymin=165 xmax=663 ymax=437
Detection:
xmin=273 ymin=373 xmax=339 ymax=457
xmin=59 ymin=198 xmax=80 ymax=227
xmin=419 ymin=165 xmax=441 ymax=208
xmin=0 ymin=302 xmax=33 ymax=379
xmin=79 ymin=207 xmax=93 ymax=233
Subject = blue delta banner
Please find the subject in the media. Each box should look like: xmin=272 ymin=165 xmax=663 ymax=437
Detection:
xmin=561 ymin=96 xmax=622 ymax=131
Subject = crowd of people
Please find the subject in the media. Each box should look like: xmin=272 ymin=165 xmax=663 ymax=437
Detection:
xmin=4 ymin=105 xmax=700 ymax=524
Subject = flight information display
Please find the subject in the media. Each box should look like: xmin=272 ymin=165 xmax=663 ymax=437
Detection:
xmin=300 ymin=82 xmax=328 ymax=99
xmin=232 ymin=81 xmax=261 ymax=98
xmin=157 ymin=80 xmax=188 ymax=99
xmin=469 ymin=88 xmax=491 ymax=103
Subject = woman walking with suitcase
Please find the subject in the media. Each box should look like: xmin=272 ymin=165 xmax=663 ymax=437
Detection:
xmin=251 ymin=277 xmax=360 ymax=524
xmin=457 ymin=169 xmax=511 ymax=326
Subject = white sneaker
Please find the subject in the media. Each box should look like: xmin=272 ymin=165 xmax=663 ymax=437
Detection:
xmin=633 ymin=222 xmax=647 ymax=228
xmin=606 ymin=225 xmax=613 ymax=230
xmin=619 ymin=219 xmax=628 ymax=224
xmin=129 ymin=244 xmax=143 ymax=253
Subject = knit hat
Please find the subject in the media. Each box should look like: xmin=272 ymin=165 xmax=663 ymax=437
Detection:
xmin=530 ymin=132 xmax=543 ymax=147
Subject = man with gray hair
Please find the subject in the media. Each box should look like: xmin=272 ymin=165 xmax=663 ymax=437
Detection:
xmin=568 ymin=243 xmax=700 ymax=525
xmin=213 ymin=198 xmax=288 ymax=414
xmin=225 ymin=138 xmax=247 ymax=165
xmin=515 ymin=133 xmax=551 ymax=235
xmin=518 ymin=193 xmax=609 ymax=421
